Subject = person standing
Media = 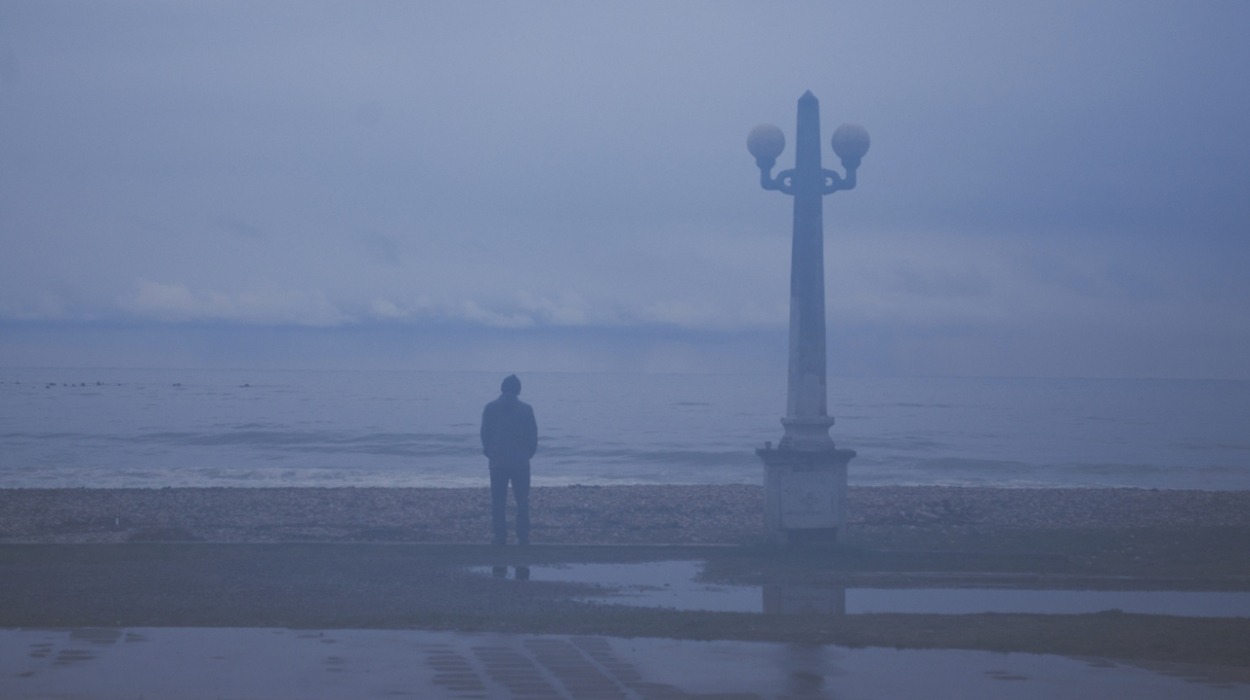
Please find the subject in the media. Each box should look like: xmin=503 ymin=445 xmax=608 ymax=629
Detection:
xmin=480 ymin=374 xmax=538 ymax=545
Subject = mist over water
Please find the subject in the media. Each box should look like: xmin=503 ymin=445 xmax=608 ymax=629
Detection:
xmin=2 ymin=368 xmax=1246 ymax=490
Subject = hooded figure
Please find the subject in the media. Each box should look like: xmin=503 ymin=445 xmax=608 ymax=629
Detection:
xmin=480 ymin=374 xmax=538 ymax=545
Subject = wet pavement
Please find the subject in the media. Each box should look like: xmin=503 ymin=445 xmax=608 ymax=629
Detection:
xmin=4 ymin=542 xmax=1250 ymax=693
xmin=4 ymin=626 xmax=1248 ymax=699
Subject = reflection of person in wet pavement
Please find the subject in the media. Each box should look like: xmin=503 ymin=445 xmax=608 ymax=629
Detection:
xmin=492 ymin=565 xmax=530 ymax=580
xmin=480 ymin=374 xmax=538 ymax=545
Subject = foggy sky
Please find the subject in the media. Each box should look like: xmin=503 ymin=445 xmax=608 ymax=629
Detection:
xmin=2 ymin=1 xmax=1248 ymax=378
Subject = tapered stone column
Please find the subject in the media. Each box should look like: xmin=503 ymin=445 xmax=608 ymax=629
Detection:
xmin=748 ymin=92 xmax=869 ymax=543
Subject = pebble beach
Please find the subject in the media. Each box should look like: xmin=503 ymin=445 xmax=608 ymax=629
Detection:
xmin=3 ymin=485 xmax=1248 ymax=545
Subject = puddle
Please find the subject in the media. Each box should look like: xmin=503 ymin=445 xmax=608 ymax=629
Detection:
xmin=474 ymin=560 xmax=1250 ymax=617
xmin=846 ymin=587 xmax=1250 ymax=617
xmin=2 ymin=627 xmax=1245 ymax=699
xmin=476 ymin=561 xmax=761 ymax=612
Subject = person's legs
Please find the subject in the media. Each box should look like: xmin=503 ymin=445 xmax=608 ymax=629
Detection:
xmin=513 ymin=464 xmax=531 ymax=545
xmin=489 ymin=466 xmax=508 ymax=545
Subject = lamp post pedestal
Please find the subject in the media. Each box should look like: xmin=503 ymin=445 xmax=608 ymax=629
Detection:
xmin=758 ymin=444 xmax=855 ymax=544
xmin=748 ymin=91 xmax=868 ymax=544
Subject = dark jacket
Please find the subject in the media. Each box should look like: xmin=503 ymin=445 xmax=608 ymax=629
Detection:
xmin=480 ymin=394 xmax=538 ymax=468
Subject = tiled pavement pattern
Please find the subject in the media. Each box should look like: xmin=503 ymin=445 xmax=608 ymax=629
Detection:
xmin=9 ymin=627 xmax=1241 ymax=699
xmin=425 ymin=645 xmax=492 ymax=697
xmin=421 ymin=636 xmax=754 ymax=700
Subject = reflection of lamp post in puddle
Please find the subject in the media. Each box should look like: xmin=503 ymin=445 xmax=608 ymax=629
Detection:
xmin=763 ymin=584 xmax=847 ymax=615
xmin=749 ymin=91 xmax=868 ymax=544
xmin=779 ymin=643 xmax=830 ymax=698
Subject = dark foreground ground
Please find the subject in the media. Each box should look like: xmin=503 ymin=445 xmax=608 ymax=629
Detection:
xmin=1 ymin=486 xmax=1248 ymax=669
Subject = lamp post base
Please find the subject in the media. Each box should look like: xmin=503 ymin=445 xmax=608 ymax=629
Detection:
xmin=757 ymin=444 xmax=855 ymax=544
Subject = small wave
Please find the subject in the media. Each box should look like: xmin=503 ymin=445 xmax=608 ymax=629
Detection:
xmin=543 ymin=448 xmax=758 ymax=468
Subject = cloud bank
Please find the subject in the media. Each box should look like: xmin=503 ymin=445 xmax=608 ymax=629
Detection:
xmin=1 ymin=1 xmax=1247 ymax=377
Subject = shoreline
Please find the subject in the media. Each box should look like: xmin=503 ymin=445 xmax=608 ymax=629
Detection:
xmin=3 ymin=484 xmax=1249 ymax=544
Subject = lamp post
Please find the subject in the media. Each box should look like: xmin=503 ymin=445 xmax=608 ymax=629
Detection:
xmin=750 ymin=91 xmax=868 ymax=543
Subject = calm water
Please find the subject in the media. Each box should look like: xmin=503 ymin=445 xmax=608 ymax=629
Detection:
xmin=1 ymin=368 xmax=1247 ymax=489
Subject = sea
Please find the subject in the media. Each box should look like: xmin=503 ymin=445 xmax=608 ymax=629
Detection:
xmin=1 ymin=368 xmax=1247 ymax=490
